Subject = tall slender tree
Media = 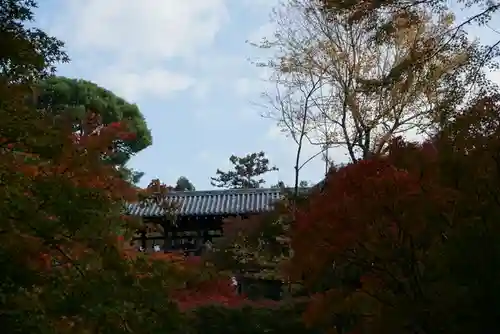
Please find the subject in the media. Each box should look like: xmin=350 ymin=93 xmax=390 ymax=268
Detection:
xmin=255 ymin=0 xmax=484 ymax=164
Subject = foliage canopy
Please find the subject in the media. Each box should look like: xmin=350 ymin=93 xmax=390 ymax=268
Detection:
xmin=289 ymin=94 xmax=500 ymax=333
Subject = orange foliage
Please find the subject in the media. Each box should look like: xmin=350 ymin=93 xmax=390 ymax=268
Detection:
xmin=116 ymin=229 xmax=247 ymax=310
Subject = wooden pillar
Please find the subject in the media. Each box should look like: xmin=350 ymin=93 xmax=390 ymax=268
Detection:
xmin=236 ymin=272 xmax=243 ymax=295
xmin=140 ymin=230 xmax=146 ymax=251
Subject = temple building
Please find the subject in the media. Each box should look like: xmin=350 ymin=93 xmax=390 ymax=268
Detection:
xmin=126 ymin=187 xmax=284 ymax=255
xmin=126 ymin=187 xmax=288 ymax=300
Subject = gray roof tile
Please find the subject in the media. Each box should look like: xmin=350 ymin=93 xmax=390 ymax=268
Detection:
xmin=126 ymin=188 xmax=284 ymax=217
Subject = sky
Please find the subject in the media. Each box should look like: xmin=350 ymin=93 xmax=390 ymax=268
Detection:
xmin=34 ymin=0 xmax=500 ymax=190
xmin=34 ymin=0 xmax=334 ymax=190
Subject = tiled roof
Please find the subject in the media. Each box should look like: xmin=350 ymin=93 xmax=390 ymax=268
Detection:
xmin=126 ymin=188 xmax=285 ymax=217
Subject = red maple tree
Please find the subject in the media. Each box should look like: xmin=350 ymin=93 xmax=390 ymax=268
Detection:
xmin=288 ymin=94 xmax=500 ymax=333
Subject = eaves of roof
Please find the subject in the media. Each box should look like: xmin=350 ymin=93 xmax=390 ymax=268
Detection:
xmin=126 ymin=188 xmax=288 ymax=217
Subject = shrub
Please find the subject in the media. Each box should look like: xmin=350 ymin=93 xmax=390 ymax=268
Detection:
xmin=187 ymin=301 xmax=320 ymax=334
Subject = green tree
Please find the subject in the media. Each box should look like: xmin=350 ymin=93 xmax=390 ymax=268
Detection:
xmin=117 ymin=166 xmax=145 ymax=185
xmin=35 ymin=76 xmax=152 ymax=183
xmin=174 ymin=176 xmax=196 ymax=191
xmin=0 ymin=0 xmax=69 ymax=82
xmin=210 ymin=151 xmax=279 ymax=189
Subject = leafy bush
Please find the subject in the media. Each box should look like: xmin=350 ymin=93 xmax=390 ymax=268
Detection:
xmin=187 ymin=301 xmax=321 ymax=334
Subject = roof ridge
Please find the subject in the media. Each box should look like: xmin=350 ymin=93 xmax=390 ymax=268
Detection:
xmin=167 ymin=187 xmax=281 ymax=196
xmin=127 ymin=187 xmax=312 ymax=217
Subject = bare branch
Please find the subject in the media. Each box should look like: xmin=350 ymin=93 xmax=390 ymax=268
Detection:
xmin=253 ymin=0 xmax=482 ymax=164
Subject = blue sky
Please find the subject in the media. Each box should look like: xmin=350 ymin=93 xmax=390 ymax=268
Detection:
xmin=34 ymin=1 xmax=500 ymax=190
xmin=34 ymin=0 xmax=333 ymax=190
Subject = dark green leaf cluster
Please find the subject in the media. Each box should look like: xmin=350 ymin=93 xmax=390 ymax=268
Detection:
xmin=0 ymin=0 xmax=69 ymax=82
xmin=35 ymin=76 xmax=152 ymax=166
xmin=211 ymin=151 xmax=278 ymax=189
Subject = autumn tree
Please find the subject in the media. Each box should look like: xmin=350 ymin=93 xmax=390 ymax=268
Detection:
xmin=210 ymin=151 xmax=279 ymax=189
xmin=0 ymin=95 xmax=186 ymax=332
xmin=255 ymin=0 xmax=484 ymax=164
xmin=288 ymin=93 xmax=500 ymax=333
xmin=0 ymin=2 xmax=191 ymax=333
xmin=317 ymin=0 xmax=500 ymax=76
xmin=35 ymin=76 xmax=152 ymax=184
xmin=207 ymin=210 xmax=290 ymax=276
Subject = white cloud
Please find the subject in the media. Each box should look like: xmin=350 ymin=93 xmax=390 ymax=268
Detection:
xmin=58 ymin=0 xmax=228 ymax=63
xmin=197 ymin=150 xmax=212 ymax=161
xmin=234 ymin=77 xmax=253 ymax=97
xmin=46 ymin=0 xmax=229 ymax=100
xmin=266 ymin=125 xmax=284 ymax=140
xmin=186 ymin=54 xmax=259 ymax=99
xmin=96 ymin=68 xmax=194 ymax=102
xmin=193 ymin=81 xmax=211 ymax=101
xmin=236 ymin=106 xmax=261 ymax=121
xmin=242 ymin=0 xmax=278 ymax=12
